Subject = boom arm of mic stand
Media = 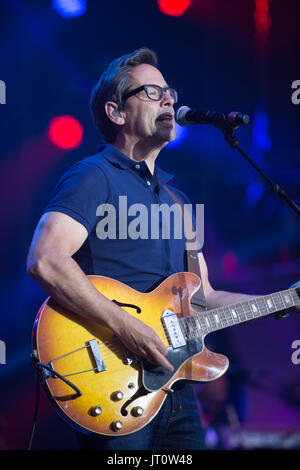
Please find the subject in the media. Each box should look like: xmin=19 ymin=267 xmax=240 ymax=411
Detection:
xmin=221 ymin=125 xmax=300 ymax=217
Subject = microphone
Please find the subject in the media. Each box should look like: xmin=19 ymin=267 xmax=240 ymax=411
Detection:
xmin=175 ymin=106 xmax=250 ymax=129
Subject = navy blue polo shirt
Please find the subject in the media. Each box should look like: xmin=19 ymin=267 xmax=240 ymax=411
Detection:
xmin=45 ymin=144 xmax=197 ymax=293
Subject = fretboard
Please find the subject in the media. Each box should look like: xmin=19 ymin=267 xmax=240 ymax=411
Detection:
xmin=181 ymin=287 xmax=300 ymax=339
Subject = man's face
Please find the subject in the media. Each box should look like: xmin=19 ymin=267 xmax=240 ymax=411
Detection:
xmin=122 ymin=64 xmax=176 ymax=146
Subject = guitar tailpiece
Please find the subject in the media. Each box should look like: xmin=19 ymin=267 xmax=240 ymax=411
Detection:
xmin=30 ymin=353 xmax=82 ymax=399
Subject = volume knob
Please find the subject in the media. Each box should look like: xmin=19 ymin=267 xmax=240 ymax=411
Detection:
xmin=111 ymin=391 xmax=124 ymax=401
xmin=111 ymin=421 xmax=123 ymax=431
xmin=90 ymin=406 xmax=102 ymax=417
xmin=131 ymin=406 xmax=144 ymax=417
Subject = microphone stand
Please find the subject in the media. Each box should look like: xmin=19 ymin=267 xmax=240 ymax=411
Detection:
xmin=220 ymin=124 xmax=300 ymax=217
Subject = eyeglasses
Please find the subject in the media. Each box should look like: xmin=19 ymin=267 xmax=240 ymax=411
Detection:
xmin=123 ymin=84 xmax=178 ymax=103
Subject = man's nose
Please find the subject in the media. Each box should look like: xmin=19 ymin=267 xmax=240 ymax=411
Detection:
xmin=161 ymin=89 xmax=174 ymax=106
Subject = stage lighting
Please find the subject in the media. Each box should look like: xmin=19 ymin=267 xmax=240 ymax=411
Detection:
xmin=167 ymin=122 xmax=188 ymax=148
xmin=48 ymin=115 xmax=83 ymax=150
xmin=52 ymin=0 xmax=86 ymax=18
xmin=245 ymin=181 xmax=265 ymax=208
xmin=158 ymin=0 xmax=191 ymax=17
xmin=222 ymin=252 xmax=237 ymax=276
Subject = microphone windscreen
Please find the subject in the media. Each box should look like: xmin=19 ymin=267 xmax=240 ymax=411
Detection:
xmin=175 ymin=106 xmax=191 ymax=126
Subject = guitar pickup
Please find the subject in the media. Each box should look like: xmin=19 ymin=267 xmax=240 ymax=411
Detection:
xmin=162 ymin=310 xmax=186 ymax=349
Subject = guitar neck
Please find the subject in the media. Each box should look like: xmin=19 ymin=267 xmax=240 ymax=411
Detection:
xmin=182 ymin=287 xmax=300 ymax=338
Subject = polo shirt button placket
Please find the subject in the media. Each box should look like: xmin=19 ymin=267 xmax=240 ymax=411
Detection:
xmin=146 ymin=180 xmax=151 ymax=187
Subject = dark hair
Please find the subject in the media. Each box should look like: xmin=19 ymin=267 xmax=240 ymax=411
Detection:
xmin=90 ymin=47 xmax=158 ymax=143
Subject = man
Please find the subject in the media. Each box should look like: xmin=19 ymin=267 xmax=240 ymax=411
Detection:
xmin=26 ymin=47 xmax=290 ymax=450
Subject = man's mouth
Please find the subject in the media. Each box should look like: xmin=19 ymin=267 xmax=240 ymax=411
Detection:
xmin=156 ymin=112 xmax=174 ymax=123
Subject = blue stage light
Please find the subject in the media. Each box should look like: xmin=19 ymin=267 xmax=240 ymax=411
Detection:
xmin=52 ymin=0 xmax=86 ymax=18
xmin=245 ymin=180 xmax=265 ymax=207
xmin=252 ymin=110 xmax=271 ymax=152
xmin=167 ymin=122 xmax=188 ymax=148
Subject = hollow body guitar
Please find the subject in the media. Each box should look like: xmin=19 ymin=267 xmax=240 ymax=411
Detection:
xmin=32 ymin=272 xmax=299 ymax=436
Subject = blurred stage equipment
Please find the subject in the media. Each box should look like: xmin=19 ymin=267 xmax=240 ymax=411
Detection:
xmin=199 ymin=364 xmax=300 ymax=450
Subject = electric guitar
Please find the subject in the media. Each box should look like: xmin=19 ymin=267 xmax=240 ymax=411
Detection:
xmin=32 ymin=272 xmax=299 ymax=436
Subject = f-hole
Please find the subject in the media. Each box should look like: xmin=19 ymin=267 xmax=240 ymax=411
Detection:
xmin=112 ymin=299 xmax=141 ymax=314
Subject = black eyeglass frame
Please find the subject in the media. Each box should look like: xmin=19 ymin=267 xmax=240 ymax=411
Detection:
xmin=122 ymin=84 xmax=178 ymax=103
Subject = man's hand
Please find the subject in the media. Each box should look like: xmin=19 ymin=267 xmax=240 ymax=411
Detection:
xmin=114 ymin=314 xmax=174 ymax=372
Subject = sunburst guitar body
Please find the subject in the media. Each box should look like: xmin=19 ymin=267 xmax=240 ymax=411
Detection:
xmin=32 ymin=271 xmax=299 ymax=436
xmin=32 ymin=272 xmax=229 ymax=436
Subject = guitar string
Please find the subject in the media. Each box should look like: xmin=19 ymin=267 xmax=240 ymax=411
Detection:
xmin=88 ymin=287 xmax=296 ymax=354
xmin=68 ymin=288 xmax=298 ymax=361
xmin=51 ymin=289 xmax=299 ymax=365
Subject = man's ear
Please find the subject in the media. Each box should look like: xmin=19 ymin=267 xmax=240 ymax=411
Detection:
xmin=105 ymin=101 xmax=125 ymax=125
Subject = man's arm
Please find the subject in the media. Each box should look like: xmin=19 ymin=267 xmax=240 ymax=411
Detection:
xmin=27 ymin=211 xmax=173 ymax=371
xmin=198 ymin=252 xmax=255 ymax=309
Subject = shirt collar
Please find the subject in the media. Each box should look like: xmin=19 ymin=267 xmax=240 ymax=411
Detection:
xmin=96 ymin=143 xmax=174 ymax=187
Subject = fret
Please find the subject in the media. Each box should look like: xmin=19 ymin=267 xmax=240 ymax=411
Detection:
xmin=181 ymin=288 xmax=299 ymax=341
xmin=194 ymin=314 xmax=204 ymax=335
xmin=188 ymin=316 xmax=198 ymax=339
xmin=272 ymin=292 xmax=284 ymax=312
xmin=218 ymin=307 xmax=228 ymax=327
xmin=290 ymin=288 xmax=299 ymax=305
xmin=192 ymin=314 xmax=202 ymax=337
xmin=182 ymin=316 xmax=191 ymax=339
xmin=230 ymin=305 xmax=240 ymax=323
xmin=204 ymin=314 xmax=211 ymax=330
xmin=278 ymin=292 xmax=287 ymax=313
xmin=249 ymin=299 xmax=261 ymax=318
xmin=256 ymin=297 xmax=268 ymax=316
xmin=217 ymin=307 xmax=225 ymax=327
xmin=208 ymin=310 xmax=218 ymax=331
xmin=229 ymin=305 xmax=236 ymax=324
xmin=223 ymin=305 xmax=235 ymax=326
xmin=236 ymin=303 xmax=246 ymax=322
xmin=213 ymin=311 xmax=221 ymax=327
xmin=243 ymin=301 xmax=254 ymax=320
xmin=241 ymin=302 xmax=251 ymax=321
xmin=264 ymin=295 xmax=276 ymax=313
xmin=281 ymin=290 xmax=293 ymax=308
xmin=179 ymin=317 xmax=188 ymax=339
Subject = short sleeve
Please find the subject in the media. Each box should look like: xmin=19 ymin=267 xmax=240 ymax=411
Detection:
xmin=44 ymin=161 xmax=109 ymax=234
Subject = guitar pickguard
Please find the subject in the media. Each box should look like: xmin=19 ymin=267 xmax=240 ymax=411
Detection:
xmin=141 ymin=337 xmax=204 ymax=392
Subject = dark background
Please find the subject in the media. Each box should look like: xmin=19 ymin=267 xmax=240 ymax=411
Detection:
xmin=0 ymin=0 xmax=299 ymax=450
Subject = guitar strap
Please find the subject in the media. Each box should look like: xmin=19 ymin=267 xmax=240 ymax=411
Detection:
xmin=163 ymin=185 xmax=207 ymax=313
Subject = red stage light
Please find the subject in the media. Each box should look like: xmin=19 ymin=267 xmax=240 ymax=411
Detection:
xmin=254 ymin=0 xmax=271 ymax=35
xmin=222 ymin=252 xmax=238 ymax=276
xmin=158 ymin=0 xmax=191 ymax=17
xmin=48 ymin=115 xmax=83 ymax=150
